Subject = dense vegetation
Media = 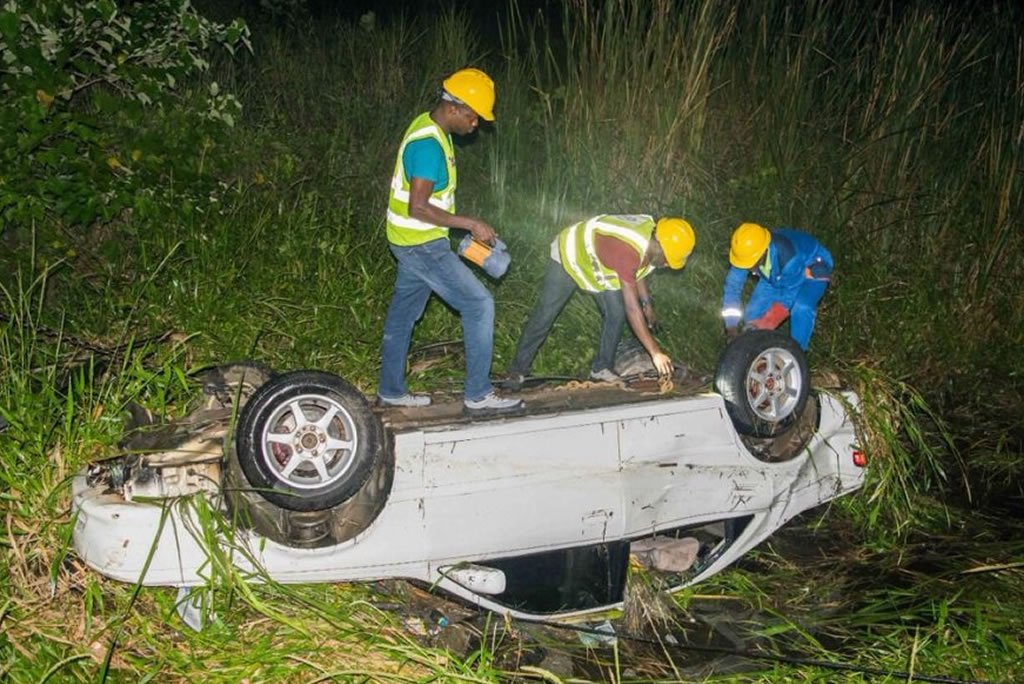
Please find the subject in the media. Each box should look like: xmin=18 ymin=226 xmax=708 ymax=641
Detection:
xmin=2 ymin=0 xmax=1021 ymax=681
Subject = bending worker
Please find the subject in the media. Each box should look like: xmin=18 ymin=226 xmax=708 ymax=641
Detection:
xmin=378 ymin=67 xmax=522 ymax=414
xmin=721 ymin=222 xmax=833 ymax=350
xmin=507 ymin=214 xmax=695 ymax=385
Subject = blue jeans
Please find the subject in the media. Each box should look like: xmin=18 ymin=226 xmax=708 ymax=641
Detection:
xmin=379 ymin=239 xmax=495 ymax=401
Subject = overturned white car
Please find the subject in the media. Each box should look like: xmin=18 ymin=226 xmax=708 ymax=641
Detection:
xmin=72 ymin=331 xmax=866 ymax=620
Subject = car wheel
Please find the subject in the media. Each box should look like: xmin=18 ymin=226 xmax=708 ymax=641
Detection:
xmin=233 ymin=370 xmax=384 ymax=512
xmin=714 ymin=330 xmax=810 ymax=438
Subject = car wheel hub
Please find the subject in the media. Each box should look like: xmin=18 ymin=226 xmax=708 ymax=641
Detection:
xmin=745 ymin=347 xmax=802 ymax=422
xmin=260 ymin=394 xmax=359 ymax=489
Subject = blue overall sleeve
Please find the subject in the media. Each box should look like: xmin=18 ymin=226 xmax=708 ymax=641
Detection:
xmin=721 ymin=266 xmax=749 ymax=328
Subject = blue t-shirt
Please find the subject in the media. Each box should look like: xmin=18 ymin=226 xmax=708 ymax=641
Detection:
xmin=403 ymin=137 xmax=449 ymax=190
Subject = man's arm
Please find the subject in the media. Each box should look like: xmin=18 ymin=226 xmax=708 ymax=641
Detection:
xmin=408 ymin=177 xmax=496 ymax=245
xmin=636 ymin=278 xmax=657 ymax=331
xmin=721 ymin=266 xmax=748 ymax=336
xmin=621 ymin=280 xmax=672 ymax=375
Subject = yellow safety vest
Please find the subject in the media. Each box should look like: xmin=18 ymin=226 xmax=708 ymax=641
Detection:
xmin=385 ymin=112 xmax=457 ymax=246
xmin=558 ymin=215 xmax=655 ymax=292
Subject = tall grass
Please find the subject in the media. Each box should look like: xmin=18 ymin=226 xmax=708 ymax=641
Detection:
xmin=0 ymin=260 xmax=193 ymax=681
xmin=697 ymin=517 xmax=1024 ymax=683
xmin=715 ymin=2 xmax=1024 ymax=378
xmin=500 ymin=0 xmax=734 ymax=219
xmin=838 ymin=365 xmax=965 ymax=538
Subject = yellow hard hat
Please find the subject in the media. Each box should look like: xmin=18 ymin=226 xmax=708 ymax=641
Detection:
xmin=729 ymin=222 xmax=771 ymax=269
xmin=442 ymin=68 xmax=496 ymax=121
xmin=655 ymin=217 xmax=696 ymax=269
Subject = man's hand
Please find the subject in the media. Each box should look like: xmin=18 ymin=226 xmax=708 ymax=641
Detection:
xmin=467 ymin=218 xmax=497 ymax=246
xmin=409 ymin=178 xmax=496 ymax=244
xmin=725 ymin=326 xmax=740 ymax=342
xmin=651 ymin=351 xmax=673 ymax=376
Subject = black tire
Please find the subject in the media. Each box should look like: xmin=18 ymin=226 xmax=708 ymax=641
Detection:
xmin=223 ymin=429 xmax=393 ymax=548
xmin=233 ymin=370 xmax=384 ymax=512
xmin=714 ymin=330 xmax=810 ymax=438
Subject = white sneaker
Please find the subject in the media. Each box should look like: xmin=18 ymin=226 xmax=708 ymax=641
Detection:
xmin=589 ymin=368 xmax=621 ymax=383
xmin=464 ymin=391 xmax=524 ymax=412
xmin=378 ymin=393 xmax=432 ymax=408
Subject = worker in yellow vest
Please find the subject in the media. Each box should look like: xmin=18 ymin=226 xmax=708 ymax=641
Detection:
xmin=379 ymin=68 xmax=523 ymax=414
xmin=506 ymin=215 xmax=695 ymax=386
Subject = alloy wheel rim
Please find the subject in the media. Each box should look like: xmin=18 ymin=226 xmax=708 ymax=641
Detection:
xmin=744 ymin=347 xmax=803 ymax=422
xmin=260 ymin=393 xmax=358 ymax=489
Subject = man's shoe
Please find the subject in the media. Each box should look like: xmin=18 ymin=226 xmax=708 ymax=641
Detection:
xmin=589 ymin=368 xmax=621 ymax=383
xmin=498 ymin=372 xmax=526 ymax=391
xmin=464 ymin=391 xmax=524 ymax=413
xmin=377 ymin=393 xmax=432 ymax=408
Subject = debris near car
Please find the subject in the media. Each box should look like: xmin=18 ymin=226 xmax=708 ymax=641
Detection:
xmin=86 ymin=363 xmax=274 ymax=502
xmin=73 ymin=332 xmax=866 ymax=624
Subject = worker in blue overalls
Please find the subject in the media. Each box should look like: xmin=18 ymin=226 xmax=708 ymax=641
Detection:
xmin=720 ymin=223 xmax=833 ymax=350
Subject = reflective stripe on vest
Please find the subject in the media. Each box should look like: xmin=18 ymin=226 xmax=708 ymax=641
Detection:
xmin=386 ymin=112 xmax=457 ymax=246
xmin=558 ymin=215 xmax=655 ymax=292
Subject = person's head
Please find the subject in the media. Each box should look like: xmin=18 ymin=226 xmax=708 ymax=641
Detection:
xmin=438 ymin=68 xmax=495 ymax=135
xmin=728 ymin=222 xmax=771 ymax=269
xmin=650 ymin=217 xmax=696 ymax=269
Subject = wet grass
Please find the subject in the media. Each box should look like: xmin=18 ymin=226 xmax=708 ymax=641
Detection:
xmin=2 ymin=0 xmax=1023 ymax=681
xmin=691 ymin=513 xmax=1024 ymax=682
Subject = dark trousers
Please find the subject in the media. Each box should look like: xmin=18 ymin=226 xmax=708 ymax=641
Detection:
xmin=509 ymin=259 xmax=625 ymax=375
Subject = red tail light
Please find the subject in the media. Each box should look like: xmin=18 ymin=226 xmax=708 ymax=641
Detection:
xmin=852 ymin=449 xmax=868 ymax=468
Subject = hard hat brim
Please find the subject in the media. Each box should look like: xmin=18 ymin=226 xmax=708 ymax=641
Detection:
xmin=666 ymin=253 xmax=687 ymax=270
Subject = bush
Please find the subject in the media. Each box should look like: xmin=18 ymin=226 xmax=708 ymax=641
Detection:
xmin=0 ymin=0 xmax=250 ymax=232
